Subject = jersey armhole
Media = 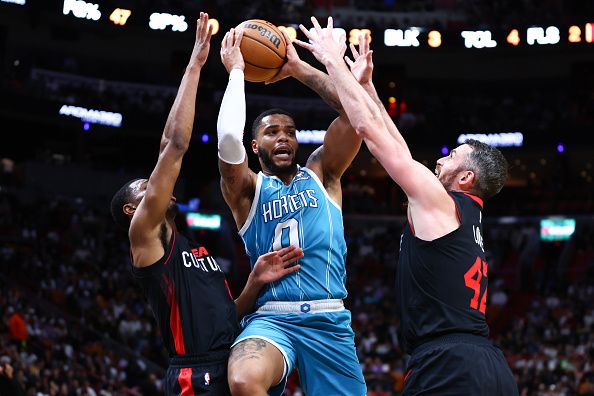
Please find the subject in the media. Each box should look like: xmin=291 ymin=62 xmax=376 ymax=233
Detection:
xmin=131 ymin=231 xmax=177 ymax=277
xmin=448 ymin=193 xmax=463 ymax=224
xmin=238 ymin=172 xmax=262 ymax=237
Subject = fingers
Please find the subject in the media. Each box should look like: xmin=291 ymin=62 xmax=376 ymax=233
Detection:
xmin=265 ymin=72 xmax=287 ymax=85
xmin=234 ymin=28 xmax=244 ymax=47
xmin=363 ymin=32 xmax=370 ymax=53
xmin=282 ymin=264 xmax=301 ymax=275
xmin=298 ymin=23 xmax=314 ymax=41
xmin=281 ymin=29 xmax=292 ymax=47
xmin=344 ymin=56 xmax=354 ymax=68
xmin=277 ymin=245 xmax=303 ymax=259
xmin=293 ymin=39 xmax=313 ymax=51
xmin=327 ymin=16 xmax=333 ymax=30
xmin=350 ymin=42 xmax=359 ymax=58
xmin=310 ymin=16 xmax=323 ymax=35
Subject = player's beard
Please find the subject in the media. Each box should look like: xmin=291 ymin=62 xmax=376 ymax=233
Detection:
xmin=258 ymin=146 xmax=297 ymax=176
xmin=438 ymin=166 xmax=463 ymax=191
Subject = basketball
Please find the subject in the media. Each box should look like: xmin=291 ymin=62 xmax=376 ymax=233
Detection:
xmin=237 ymin=19 xmax=287 ymax=82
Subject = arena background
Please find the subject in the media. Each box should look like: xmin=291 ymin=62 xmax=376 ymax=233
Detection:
xmin=1 ymin=1 xmax=593 ymax=395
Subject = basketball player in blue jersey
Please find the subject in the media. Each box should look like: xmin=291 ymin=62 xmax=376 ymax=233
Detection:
xmin=216 ymin=29 xmax=366 ymax=395
xmin=297 ymin=17 xmax=519 ymax=396
xmin=110 ymin=15 xmax=303 ymax=396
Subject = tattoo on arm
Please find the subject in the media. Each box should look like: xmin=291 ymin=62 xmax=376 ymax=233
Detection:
xmin=302 ymin=75 xmax=343 ymax=112
xmin=229 ymin=339 xmax=267 ymax=364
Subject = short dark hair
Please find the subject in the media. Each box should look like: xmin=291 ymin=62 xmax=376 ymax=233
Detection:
xmin=110 ymin=179 xmax=142 ymax=230
xmin=464 ymin=139 xmax=508 ymax=200
xmin=251 ymin=108 xmax=294 ymax=138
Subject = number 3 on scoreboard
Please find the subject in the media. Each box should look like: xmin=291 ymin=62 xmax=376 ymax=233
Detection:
xmin=273 ymin=219 xmax=301 ymax=250
xmin=464 ymin=256 xmax=488 ymax=314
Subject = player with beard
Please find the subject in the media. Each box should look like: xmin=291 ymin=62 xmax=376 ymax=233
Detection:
xmin=110 ymin=14 xmax=303 ymax=396
xmin=215 ymin=29 xmax=366 ymax=395
xmin=297 ymin=17 xmax=518 ymax=396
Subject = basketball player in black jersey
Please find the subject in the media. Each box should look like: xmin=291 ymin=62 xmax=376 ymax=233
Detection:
xmin=110 ymin=14 xmax=303 ymax=396
xmin=297 ymin=18 xmax=519 ymax=395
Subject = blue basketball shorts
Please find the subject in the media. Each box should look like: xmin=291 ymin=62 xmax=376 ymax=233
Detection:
xmin=232 ymin=302 xmax=366 ymax=396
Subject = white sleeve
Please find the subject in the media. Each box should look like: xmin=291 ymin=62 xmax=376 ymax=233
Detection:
xmin=217 ymin=68 xmax=246 ymax=165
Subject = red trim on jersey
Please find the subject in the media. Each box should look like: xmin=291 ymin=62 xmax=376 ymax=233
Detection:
xmin=224 ymin=278 xmax=234 ymax=300
xmin=448 ymin=194 xmax=462 ymax=223
xmin=463 ymin=192 xmax=484 ymax=208
xmin=163 ymin=231 xmax=177 ymax=267
xmin=404 ymin=369 xmax=413 ymax=383
xmin=178 ymin=368 xmax=194 ymax=395
xmin=164 ymin=275 xmax=186 ymax=355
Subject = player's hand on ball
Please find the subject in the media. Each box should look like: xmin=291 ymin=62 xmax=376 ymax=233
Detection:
xmin=220 ymin=28 xmax=245 ymax=73
xmin=252 ymin=245 xmax=303 ymax=285
xmin=265 ymin=30 xmax=301 ymax=84
xmin=190 ymin=12 xmax=213 ymax=68
xmin=295 ymin=16 xmax=346 ymax=67
xmin=345 ymin=32 xmax=374 ymax=85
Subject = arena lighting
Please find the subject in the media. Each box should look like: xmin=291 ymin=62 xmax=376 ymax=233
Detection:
xmin=109 ymin=8 xmax=131 ymax=26
xmin=507 ymin=29 xmax=520 ymax=46
xmin=428 ymin=30 xmax=442 ymax=48
xmin=62 ymin=0 xmax=101 ymax=21
xmin=59 ymin=105 xmax=122 ymax=127
xmin=296 ymin=129 xmax=326 ymax=144
xmin=587 ymin=23 xmax=594 ymax=43
xmin=201 ymin=133 xmax=209 ymax=143
xmin=441 ymin=146 xmax=449 ymax=155
xmin=557 ymin=143 xmax=565 ymax=153
xmin=349 ymin=29 xmax=372 ymax=45
xmin=461 ymin=31 xmax=497 ymax=48
xmin=569 ymin=26 xmax=582 ymax=43
xmin=1 ymin=0 xmax=26 ymax=5
xmin=278 ymin=26 xmax=297 ymax=42
xmin=384 ymin=28 xmax=420 ymax=47
xmin=457 ymin=132 xmax=523 ymax=147
xmin=208 ymin=18 xmax=219 ymax=35
xmin=540 ymin=218 xmax=575 ymax=242
xmin=186 ymin=213 xmax=221 ymax=230
xmin=149 ymin=12 xmax=188 ymax=32
xmin=527 ymin=26 xmax=560 ymax=45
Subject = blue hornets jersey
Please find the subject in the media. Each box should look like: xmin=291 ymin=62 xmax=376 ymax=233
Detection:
xmin=239 ymin=166 xmax=348 ymax=306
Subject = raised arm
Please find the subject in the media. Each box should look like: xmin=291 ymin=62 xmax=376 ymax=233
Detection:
xmin=129 ymin=13 xmax=212 ymax=266
xmin=268 ymin=31 xmax=362 ymax=201
xmin=296 ymin=17 xmax=457 ymax=239
xmin=345 ymin=33 xmax=410 ymax=157
xmin=217 ymin=28 xmax=257 ymax=229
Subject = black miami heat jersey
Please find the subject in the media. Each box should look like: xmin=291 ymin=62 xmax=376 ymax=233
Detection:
xmin=132 ymin=231 xmax=239 ymax=357
xmin=397 ymin=191 xmax=489 ymax=353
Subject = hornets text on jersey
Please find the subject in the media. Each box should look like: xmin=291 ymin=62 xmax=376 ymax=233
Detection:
xmin=240 ymin=166 xmax=347 ymax=306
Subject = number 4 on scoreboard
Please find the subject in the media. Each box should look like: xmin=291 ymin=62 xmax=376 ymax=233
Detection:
xmin=464 ymin=256 xmax=488 ymax=314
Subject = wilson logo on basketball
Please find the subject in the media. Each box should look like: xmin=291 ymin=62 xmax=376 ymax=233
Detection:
xmin=244 ymin=23 xmax=282 ymax=49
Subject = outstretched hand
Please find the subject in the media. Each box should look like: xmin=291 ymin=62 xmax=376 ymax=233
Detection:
xmin=189 ymin=12 xmax=213 ymax=68
xmin=220 ymin=27 xmax=245 ymax=73
xmin=294 ymin=16 xmax=346 ymax=68
xmin=252 ymin=245 xmax=303 ymax=285
xmin=345 ymin=32 xmax=374 ymax=85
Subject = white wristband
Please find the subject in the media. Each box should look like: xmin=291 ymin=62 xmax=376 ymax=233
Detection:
xmin=217 ymin=68 xmax=246 ymax=164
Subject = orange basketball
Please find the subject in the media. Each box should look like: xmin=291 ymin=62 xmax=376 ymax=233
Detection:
xmin=237 ymin=19 xmax=287 ymax=83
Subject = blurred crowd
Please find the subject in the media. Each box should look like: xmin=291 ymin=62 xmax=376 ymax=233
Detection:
xmin=1 ymin=162 xmax=594 ymax=395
